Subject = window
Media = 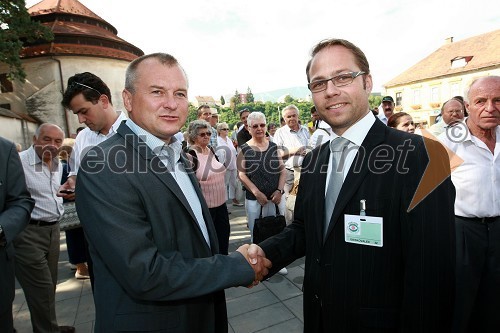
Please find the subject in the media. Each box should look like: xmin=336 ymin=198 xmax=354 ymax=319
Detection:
xmin=396 ymin=92 xmax=402 ymax=106
xmin=413 ymin=89 xmax=421 ymax=105
xmin=450 ymin=82 xmax=460 ymax=97
xmin=0 ymin=74 xmax=13 ymax=93
xmin=0 ymin=103 xmax=11 ymax=110
xmin=431 ymin=87 xmax=440 ymax=102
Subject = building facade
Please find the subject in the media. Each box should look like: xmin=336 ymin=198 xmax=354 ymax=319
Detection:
xmin=0 ymin=0 xmax=143 ymax=148
xmin=383 ymin=30 xmax=500 ymax=126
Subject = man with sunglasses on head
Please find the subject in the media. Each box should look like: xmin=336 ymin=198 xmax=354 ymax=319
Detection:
xmin=59 ymin=72 xmax=127 ymax=290
xmin=248 ymin=38 xmax=456 ymax=332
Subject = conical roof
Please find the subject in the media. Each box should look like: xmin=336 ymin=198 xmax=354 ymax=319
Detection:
xmin=22 ymin=0 xmax=143 ymax=61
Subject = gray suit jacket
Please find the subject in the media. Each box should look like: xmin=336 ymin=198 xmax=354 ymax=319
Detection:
xmin=76 ymin=123 xmax=254 ymax=332
xmin=0 ymin=136 xmax=34 ymax=331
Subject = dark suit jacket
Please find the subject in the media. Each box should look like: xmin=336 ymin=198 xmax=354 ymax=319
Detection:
xmin=0 ymin=137 xmax=34 ymax=331
xmin=76 ymin=123 xmax=254 ymax=333
xmin=261 ymin=119 xmax=456 ymax=332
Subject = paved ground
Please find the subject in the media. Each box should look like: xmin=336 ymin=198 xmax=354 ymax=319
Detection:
xmin=13 ymin=202 xmax=305 ymax=333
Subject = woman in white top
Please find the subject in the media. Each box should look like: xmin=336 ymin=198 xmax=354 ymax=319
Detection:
xmin=216 ymin=122 xmax=242 ymax=206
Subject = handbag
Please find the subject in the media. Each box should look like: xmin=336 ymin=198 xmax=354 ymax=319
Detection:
xmin=253 ymin=204 xmax=286 ymax=243
xmin=59 ymin=202 xmax=81 ymax=231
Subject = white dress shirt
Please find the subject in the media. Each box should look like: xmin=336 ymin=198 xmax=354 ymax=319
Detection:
xmin=126 ymin=119 xmax=211 ymax=246
xmin=439 ymin=125 xmax=500 ymax=218
xmin=273 ymin=124 xmax=310 ymax=169
xmin=19 ymin=146 xmax=64 ymax=221
xmin=325 ymin=111 xmax=375 ymax=195
xmin=69 ymin=112 xmax=127 ymax=176
xmin=309 ymin=120 xmax=332 ymax=148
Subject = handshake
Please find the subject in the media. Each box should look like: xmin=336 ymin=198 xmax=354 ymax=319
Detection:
xmin=237 ymin=244 xmax=272 ymax=287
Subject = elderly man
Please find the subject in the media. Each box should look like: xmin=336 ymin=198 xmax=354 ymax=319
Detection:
xmin=428 ymin=97 xmax=465 ymax=137
xmin=0 ymin=136 xmax=34 ymax=333
xmin=377 ymin=96 xmax=395 ymax=125
xmin=16 ymin=124 xmax=74 ymax=333
xmin=439 ymin=76 xmax=500 ymax=333
xmin=273 ymin=104 xmax=310 ymax=224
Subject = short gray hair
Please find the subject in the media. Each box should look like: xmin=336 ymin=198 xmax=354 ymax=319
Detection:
xmin=281 ymin=104 xmax=299 ymax=118
xmin=187 ymin=120 xmax=210 ymax=144
xmin=247 ymin=112 xmax=266 ymax=127
xmin=125 ymin=53 xmax=188 ymax=93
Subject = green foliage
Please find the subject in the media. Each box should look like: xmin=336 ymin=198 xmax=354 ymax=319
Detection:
xmin=246 ymin=87 xmax=254 ymax=103
xmin=0 ymin=0 xmax=54 ymax=82
xmin=229 ymin=89 xmax=241 ymax=110
xmin=220 ymin=95 xmax=225 ymax=105
xmin=369 ymin=94 xmax=382 ymax=109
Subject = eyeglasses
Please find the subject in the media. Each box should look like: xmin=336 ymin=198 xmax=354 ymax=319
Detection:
xmin=308 ymin=71 xmax=365 ymax=93
xmin=446 ymin=110 xmax=464 ymax=115
xmin=251 ymin=124 xmax=266 ymax=129
xmin=220 ymin=128 xmax=229 ymax=131
xmin=69 ymin=82 xmax=102 ymax=95
xmin=198 ymin=131 xmax=211 ymax=137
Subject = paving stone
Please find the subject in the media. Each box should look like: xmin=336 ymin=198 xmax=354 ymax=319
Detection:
xmin=229 ymin=302 xmax=295 ymax=333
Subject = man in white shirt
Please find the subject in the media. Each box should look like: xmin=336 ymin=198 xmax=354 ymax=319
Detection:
xmin=377 ymin=96 xmax=395 ymax=125
xmin=59 ymin=72 xmax=127 ymax=290
xmin=272 ymin=104 xmax=310 ymax=224
xmin=16 ymin=124 xmax=75 ymax=333
xmin=439 ymin=76 xmax=500 ymax=333
xmin=428 ymin=97 xmax=465 ymax=137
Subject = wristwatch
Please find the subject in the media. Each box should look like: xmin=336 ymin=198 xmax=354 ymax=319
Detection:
xmin=276 ymin=189 xmax=285 ymax=194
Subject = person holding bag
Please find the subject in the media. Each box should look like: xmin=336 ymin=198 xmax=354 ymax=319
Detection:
xmin=186 ymin=120 xmax=231 ymax=255
xmin=237 ymin=112 xmax=287 ymax=274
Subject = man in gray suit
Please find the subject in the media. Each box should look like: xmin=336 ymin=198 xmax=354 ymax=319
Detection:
xmin=75 ymin=53 xmax=270 ymax=332
xmin=0 ymin=136 xmax=35 ymax=333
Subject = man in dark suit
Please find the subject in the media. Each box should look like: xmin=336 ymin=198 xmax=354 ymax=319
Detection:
xmin=249 ymin=39 xmax=456 ymax=332
xmin=0 ymin=136 xmax=35 ymax=333
xmin=75 ymin=53 xmax=270 ymax=333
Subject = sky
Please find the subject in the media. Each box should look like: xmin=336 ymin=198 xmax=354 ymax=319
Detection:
xmin=26 ymin=0 xmax=499 ymax=100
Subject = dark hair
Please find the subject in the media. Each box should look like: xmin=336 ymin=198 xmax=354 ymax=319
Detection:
xmin=387 ymin=112 xmax=411 ymax=128
xmin=62 ymin=72 xmax=112 ymax=108
xmin=306 ymin=38 xmax=370 ymax=82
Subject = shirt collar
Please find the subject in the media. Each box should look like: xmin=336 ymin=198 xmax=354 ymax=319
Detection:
xmin=27 ymin=145 xmax=60 ymax=167
xmin=125 ymin=119 xmax=181 ymax=161
xmin=330 ymin=110 xmax=376 ymax=146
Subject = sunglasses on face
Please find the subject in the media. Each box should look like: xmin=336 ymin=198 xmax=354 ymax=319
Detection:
xmin=198 ymin=131 xmax=211 ymax=137
xmin=251 ymin=124 xmax=266 ymax=129
xmin=220 ymin=128 xmax=229 ymax=131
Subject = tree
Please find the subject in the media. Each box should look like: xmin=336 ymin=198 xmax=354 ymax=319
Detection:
xmin=230 ymin=89 xmax=241 ymax=110
xmin=246 ymin=87 xmax=254 ymax=103
xmin=369 ymin=94 xmax=382 ymax=110
xmin=0 ymin=0 xmax=53 ymax=82
xmin=220 ymin=95 xmax=225 ymax=106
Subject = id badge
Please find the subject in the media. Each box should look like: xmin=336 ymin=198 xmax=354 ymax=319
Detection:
xmin=344 ymin=214 xmax=383 ymax=247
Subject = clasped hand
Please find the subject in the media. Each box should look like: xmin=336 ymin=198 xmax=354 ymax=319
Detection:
xmin=237 ymin=244 xmax=271 ymax=287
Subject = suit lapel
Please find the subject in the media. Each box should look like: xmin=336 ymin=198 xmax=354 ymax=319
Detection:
xmin=118 ymin=124 xmax=210 ymax=244
xmin=324 ymin=121 xmax=386 ymax=242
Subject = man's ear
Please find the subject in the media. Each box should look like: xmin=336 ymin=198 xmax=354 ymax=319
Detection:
xmin=365 ymin=74 xmax=373 ymax=94
xmin=122 ymin=89 xmax=133 ymax=113
xmin=99 ymin=94 xmax=110 ymax=109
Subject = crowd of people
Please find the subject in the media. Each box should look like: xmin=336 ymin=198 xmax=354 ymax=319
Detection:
xmin=0 ymin=37 xmax=498 ymax=333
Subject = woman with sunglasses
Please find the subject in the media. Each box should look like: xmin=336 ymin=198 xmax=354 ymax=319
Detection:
xmin=236 ymin=112 xmax=288 ymax=274
xmin=186 ymin=120 xmax=230 ymax=255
